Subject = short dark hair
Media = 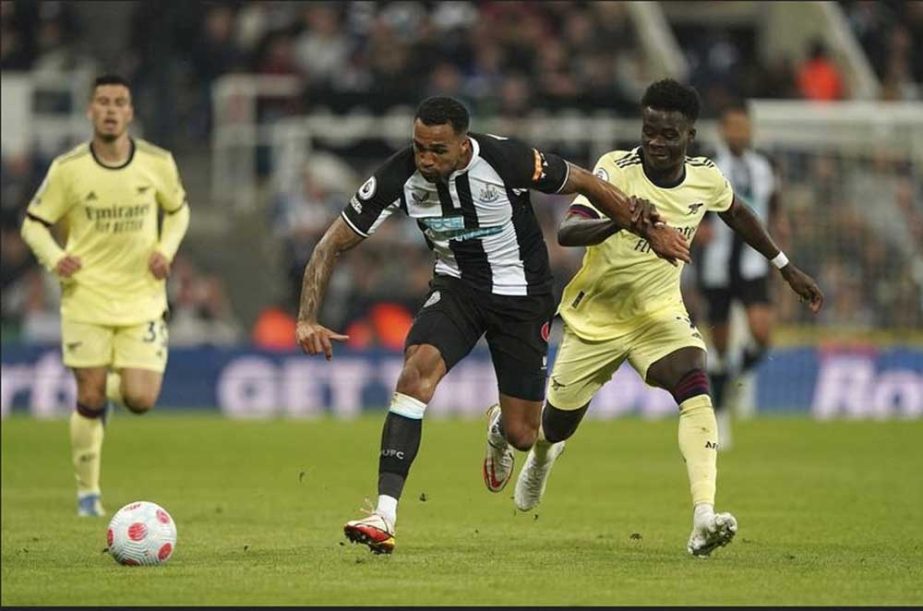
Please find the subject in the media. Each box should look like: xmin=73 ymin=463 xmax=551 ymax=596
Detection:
xmin=415 ymin=96 xmax=470 ymax=134
xmin=641 ymin=79 xmax=701 ymax=123
xmin=93 ymin=74 xmax=131 ymax=91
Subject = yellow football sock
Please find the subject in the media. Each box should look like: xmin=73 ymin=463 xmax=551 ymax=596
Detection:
xmin=678 ymin=394 xmax=718 ymax=506
xmin=70 ymin=410 xmax=105 ymax=496
xmin=106 ymin=371 xmax=124 ymax=407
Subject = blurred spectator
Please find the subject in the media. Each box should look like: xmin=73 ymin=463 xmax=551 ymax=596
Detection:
xmin=188 ymin=4 xmax=247 ymax=135
xmin=842 ymin=0 xmax=922 ymax=99
xmin=293 ymin=5 xmax=351 ymax=87
xmin=797 ymin=40 xmax=846 ymax=101
xmin=167 ymin=255 xmax=243 ymax=347
xmin=1 ymin=212 xmax=35 ymax=340
xmin=3 ymin=0 xmax=921 ymax=344
xmin=269 ymin=154 xmax=355 ymax=307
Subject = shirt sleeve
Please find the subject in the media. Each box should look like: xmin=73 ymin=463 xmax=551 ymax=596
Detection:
xmin=340 ymin=148 xmax=412 ymax=238
xmin=568 ymin=154 xmax=619 ymax=218
xmin=156 ymin=154 xmax=187 ymax=213
xmin=25 ymin=159 xmax=71 ymax=225
xmin=481 ymin=135 xmax=569 ymax=194
xmin=708 ymin=166 xmax=734 ymax=212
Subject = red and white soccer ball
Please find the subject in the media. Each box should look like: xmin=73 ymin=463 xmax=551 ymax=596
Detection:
xmin=107 ymin=501 xmax=177 ymax=566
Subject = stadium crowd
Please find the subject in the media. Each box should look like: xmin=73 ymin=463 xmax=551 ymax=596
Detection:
xmin=2 ymin=1 xmax=920 ymax=347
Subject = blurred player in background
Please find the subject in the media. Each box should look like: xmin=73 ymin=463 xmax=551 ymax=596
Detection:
xmin=295 ymin=96 xmax=688 ymax=554
xmin=20 ymin=75 xmax=190 ymax=516
xmin=695 ymin=103 xmax=790 ymax=449
xmin=512 ymin=80 xmax=823 ymax=556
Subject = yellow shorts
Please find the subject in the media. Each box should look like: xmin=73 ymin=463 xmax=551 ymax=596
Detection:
xmin=548 ymin=307 xmax=706 ymax=410
xmin=61 ymin=316 xmax=169 ymax=372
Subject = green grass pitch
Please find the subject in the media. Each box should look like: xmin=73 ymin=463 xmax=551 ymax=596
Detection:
xmin=2 ymin=414 xmax=922 ymax=606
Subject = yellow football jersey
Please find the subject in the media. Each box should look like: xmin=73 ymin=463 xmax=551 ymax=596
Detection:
xmin=25 ymin=139 xmax=187 ymax=326
xmin=560 ymin=147 xmax=734 ymax=340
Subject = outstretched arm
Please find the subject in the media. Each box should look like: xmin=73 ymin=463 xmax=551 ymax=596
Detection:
xmin=557 ymin=211 xmax=620 ymax=247
xmin=296 ymin=216 xmax=365 ymax=359
xmin=559 ymin=163 xmax=642 ymax=234
xmin=719 ymin=195 xmax=824 ymax=313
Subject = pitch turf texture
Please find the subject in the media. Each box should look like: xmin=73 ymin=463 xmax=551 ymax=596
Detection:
xmin=2 ymin=415 xmax=921 ymax=606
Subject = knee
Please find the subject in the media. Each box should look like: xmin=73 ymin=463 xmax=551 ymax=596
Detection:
xmin=504 ymin=421 xmax=538 ymax=452
xmin=122 ymin=392 xmax=157 ymax=414
xmin=395 ymin=368 xmax=439 ymax=403
xmin=395 ymin=355 xmax=444 ymax=403
xmin=542 ymin=403 xmax=587 ymax=443
xmin=670 ymin=369 xmax=711 ymax=406
xmin=77 ymin=390 xmax=106 ymax=410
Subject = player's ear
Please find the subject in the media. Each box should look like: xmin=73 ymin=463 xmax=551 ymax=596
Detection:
xmin=688 ymin=126 xmax=697 ymax=143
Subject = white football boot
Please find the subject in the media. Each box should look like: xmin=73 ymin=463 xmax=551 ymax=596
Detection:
xmin=344 ymin=511 xmax=396 ymax=554
xmin=513 ymin=438 xmax=565 ymax=511
xmin=483 ymin=404 xmax=514 ymax=492
xmin=687 ymin=504 xmax=738 ymax=557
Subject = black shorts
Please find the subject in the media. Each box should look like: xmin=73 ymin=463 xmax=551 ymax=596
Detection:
xmin=405 ymin=275 xmax=555 ymax=402
xmin=702 ymin=275 xmax=771 ymax=324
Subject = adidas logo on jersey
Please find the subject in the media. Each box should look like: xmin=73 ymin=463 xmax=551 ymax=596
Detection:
xmin=86 ymin=191 xmax=98 ymax=201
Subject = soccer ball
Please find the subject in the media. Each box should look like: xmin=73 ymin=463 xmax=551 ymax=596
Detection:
xmin=107 ymin=501 xmax=177 ymax=566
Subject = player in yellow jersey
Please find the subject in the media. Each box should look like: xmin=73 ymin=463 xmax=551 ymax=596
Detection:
xmin=20 ymin=75 xmax=190 ymax=516
xmin=510 ymin=80 xmax=824 ymax=556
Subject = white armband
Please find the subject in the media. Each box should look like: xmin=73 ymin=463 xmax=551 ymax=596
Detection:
xmin=771 ymin=251 xmax=789 ymax=270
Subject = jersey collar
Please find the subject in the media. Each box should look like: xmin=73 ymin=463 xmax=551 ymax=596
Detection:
xmin=637 ymin=146 xmax=686 ymax=189
xmin=90 ymin=138 xmax=136 ymax=170
xmin=449 ymin=136 xmax=480 ymax=179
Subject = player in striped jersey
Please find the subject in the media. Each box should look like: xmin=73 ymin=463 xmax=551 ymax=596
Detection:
xmin=294 ymin=96 xmax=690 ymax=553
xmin=512 ymin=80 xmax=823 ymax=556
xmin=696 ymin=103 xmax=790 ymax=449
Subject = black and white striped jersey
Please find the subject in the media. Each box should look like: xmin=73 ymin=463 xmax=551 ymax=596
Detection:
xmin=699 ymin=144 xmax=776 ymax=287
xmin=340 ymin=133 xmax=570 ymax=296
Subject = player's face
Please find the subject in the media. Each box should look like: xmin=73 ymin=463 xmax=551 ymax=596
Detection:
xmin=640 ymin=107 xmax=694 ymax=172
xmin=88 ymin=84 xmax=134 ymax=142
xmin=720 ymin=110 xmax=751 ymax=155
xmin=412 ymin=119 xmax=470 ymax=183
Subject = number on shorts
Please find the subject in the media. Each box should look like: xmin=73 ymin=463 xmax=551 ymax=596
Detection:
xmin=143 ymin=321 xmax=157 ymax=343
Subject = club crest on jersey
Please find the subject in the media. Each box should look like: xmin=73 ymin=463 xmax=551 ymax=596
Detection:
xmin=687 ymin=202 xmax=704 ymax=214
xmin=358 ymin=176 xmax=377 ymax=200
xmin=423 ymin=291 xmax=441 ymax=308
xmin=595 ymin=168 xmax=609 ymax=182
xmin=477 ymin=184 xmax=499 ymax=203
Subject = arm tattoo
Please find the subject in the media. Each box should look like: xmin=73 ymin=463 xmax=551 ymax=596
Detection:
xmin=297 ymin=217 xmax=364 ymax=323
